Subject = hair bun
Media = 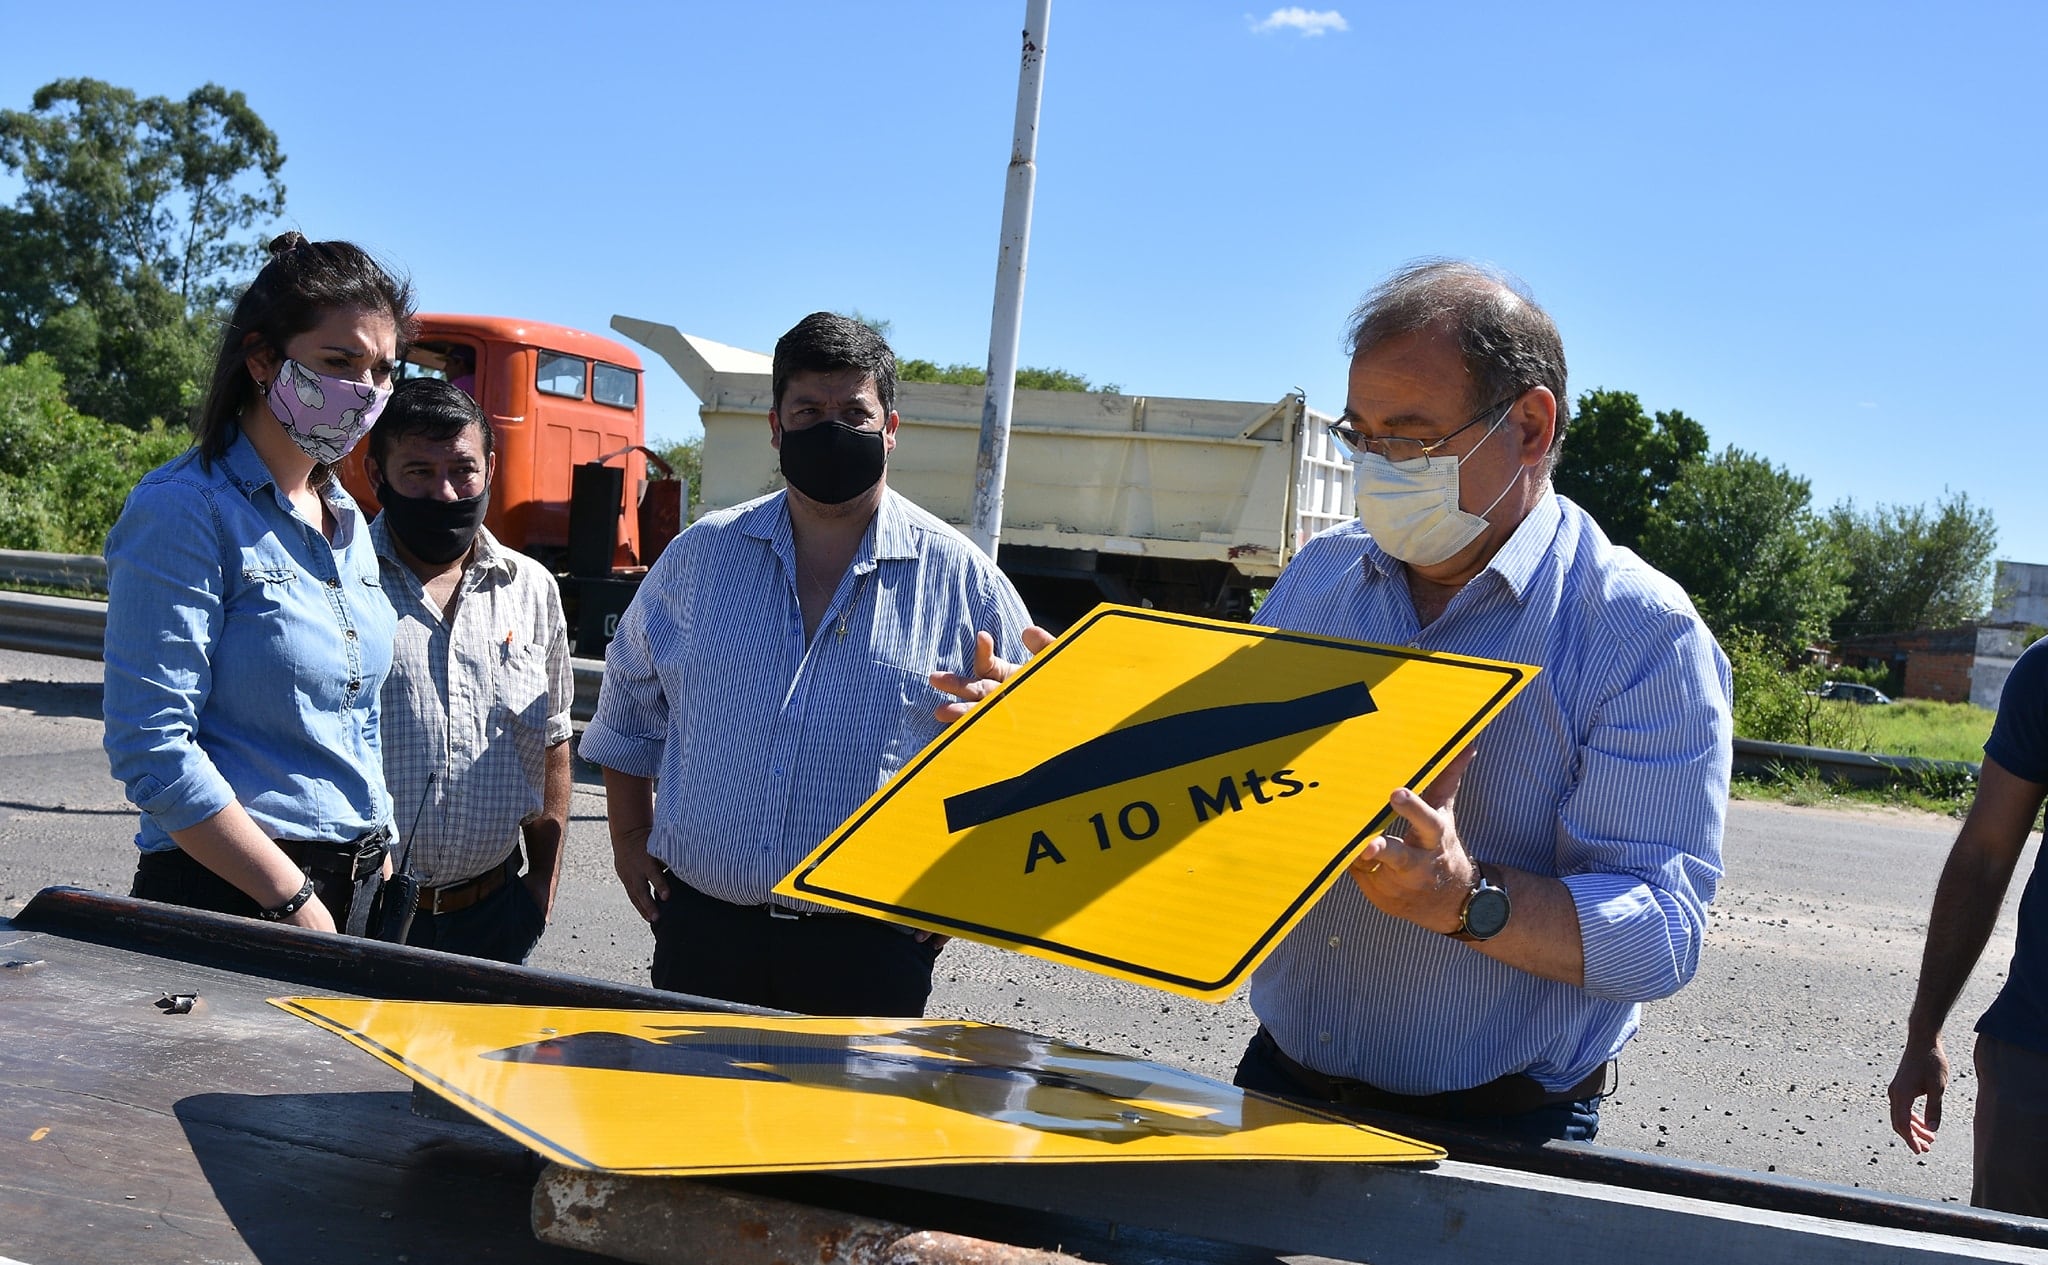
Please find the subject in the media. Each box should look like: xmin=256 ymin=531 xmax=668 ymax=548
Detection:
xmin=266 ymin=231 xmax=309 ymax=259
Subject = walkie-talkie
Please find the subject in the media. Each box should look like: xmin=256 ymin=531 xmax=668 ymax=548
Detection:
xmin=372 ymin=772 xmax=434 ymax=943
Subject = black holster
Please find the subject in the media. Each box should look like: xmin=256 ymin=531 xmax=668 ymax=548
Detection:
xmin=287 ymin=826 xmax=391 ymax=939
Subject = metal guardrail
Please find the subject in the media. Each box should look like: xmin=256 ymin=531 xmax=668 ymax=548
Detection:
xmin=1731 ymin=736 xmax=1979 ymax=788
xmin=0 ymin=548 xmax=107 ymax=593
xmin=0 ymin=589 xmax=609 ymax=724
xmin=0 ymin=555 xmax=1987 ymax=786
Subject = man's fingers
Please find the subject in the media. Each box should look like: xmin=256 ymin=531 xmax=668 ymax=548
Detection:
xmin=1886 ymin=1087 xmax=1917 ymax=1146
xmin=616 ymin=862 xmax=661 ymax=925
xmin=1388 ymin=787 xmax=1443 ymax=850
xmin=1925 ymin=1090 xmax=1942 ymax=1134
xmin=930 ymin=672 xmax=997 ymax=703
xmin=931 ymin=626 xmax=1055 ymax=724
xmin=973 ymin=630 xmax=997 ymax=680
xmin=1420 ymin=744 xmax=1477 ymax=808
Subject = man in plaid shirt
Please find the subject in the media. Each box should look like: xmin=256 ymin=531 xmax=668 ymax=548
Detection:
xmin=368 ymin=378 xmax=574 ymax=963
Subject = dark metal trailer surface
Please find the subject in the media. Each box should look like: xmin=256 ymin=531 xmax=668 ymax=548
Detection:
xmin=5 ymin=887 xmax=2047 ymax=1265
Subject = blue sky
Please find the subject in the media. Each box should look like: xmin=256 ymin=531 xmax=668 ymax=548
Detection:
xmin=6 ymin=2 xmax=2046 ymax=562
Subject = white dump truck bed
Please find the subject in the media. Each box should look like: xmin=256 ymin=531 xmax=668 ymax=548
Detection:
xmin=615 ymin=317 xmax=1353 ymax=618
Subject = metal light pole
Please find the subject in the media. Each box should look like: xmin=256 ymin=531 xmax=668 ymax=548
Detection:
xmin=967 ymin=0 xmax=1051 ymax=561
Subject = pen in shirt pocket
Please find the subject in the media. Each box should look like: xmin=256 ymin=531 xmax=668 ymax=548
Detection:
xmin=502 ymin=629 xmax=515 ymax=662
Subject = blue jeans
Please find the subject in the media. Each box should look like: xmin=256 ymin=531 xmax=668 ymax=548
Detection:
xmin=404 ymin=869 xmax=546 ymax=965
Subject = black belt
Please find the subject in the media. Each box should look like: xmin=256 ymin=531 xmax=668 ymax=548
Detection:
xmin=1257 ymin=1028 xmax=1611 ymax=1120
xmin=276 ymin=825 xmax=393 ymax=882
xmin=663 ymin=871 xmax=916 ymax=936
xmin=276 ymin=825 xmax=393 ymax=937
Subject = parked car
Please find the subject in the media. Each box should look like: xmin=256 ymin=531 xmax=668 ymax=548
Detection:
xmin=1820 ymin=681 xmax=1893 ymax=705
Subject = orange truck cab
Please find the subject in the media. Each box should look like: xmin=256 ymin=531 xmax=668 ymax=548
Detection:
xmin=338 ymin=315 xmax=683 ymax=651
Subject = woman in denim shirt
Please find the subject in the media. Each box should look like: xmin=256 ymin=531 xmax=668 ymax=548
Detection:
xmin=103 ymin=233 xmax=412 ymax=933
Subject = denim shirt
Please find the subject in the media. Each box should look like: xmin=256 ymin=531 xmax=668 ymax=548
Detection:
xmin=102 ymin=430 xmax=396 ymax=852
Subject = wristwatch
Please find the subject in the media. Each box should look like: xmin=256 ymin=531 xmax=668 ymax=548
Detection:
xmin=1452 ymin=864 xmax=1511 ymax=941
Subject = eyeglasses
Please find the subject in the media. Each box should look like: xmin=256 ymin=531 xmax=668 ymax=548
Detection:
xmin=1326 ymin=393 xmax=1522 ymax=465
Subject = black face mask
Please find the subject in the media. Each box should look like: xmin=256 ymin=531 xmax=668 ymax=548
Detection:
xmin=778 ymin=419 xmax=886 ymax=505
xmin=377 ymin=480 xmax=489 ymax=565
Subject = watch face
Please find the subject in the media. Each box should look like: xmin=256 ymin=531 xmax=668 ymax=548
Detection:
xmin=1464 ymin=885 xmax=1511 ymax=940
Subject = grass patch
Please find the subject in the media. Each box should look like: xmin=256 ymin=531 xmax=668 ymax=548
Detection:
xmin=0 ymin=582 xmax=105 ymax=600
xmin=1731 ymin=763 xmax=1978 ymax=820
xmin=1850 ymin=698 xmax=1993 ymax=762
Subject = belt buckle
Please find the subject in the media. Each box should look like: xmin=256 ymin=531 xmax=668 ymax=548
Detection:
xmin=766 ymin=904 xmax=803 ymax=921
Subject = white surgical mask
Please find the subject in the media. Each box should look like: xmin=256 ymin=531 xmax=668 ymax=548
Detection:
xmin=1349 ymin=408 xmax=1517 ymax=566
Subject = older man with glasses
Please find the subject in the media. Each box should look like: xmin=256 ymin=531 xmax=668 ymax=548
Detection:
xmin=1222 ymin=259 xmax=1735 ymax=1142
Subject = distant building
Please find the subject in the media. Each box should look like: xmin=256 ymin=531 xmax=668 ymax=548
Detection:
xmin=1833 ymin=561 xmax=2044 ymax=711
xmin=1990 ymin=560 xmax=2048 ymax=627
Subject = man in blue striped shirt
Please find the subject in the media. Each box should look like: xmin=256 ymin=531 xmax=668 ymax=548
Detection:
xmin=581 ymin=313 xmax=1031 ymax=1016
xmin=1230 ymin=261 xmax=1732 ymax=1141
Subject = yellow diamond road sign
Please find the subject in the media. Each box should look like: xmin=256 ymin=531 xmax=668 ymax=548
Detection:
xmin=775 ymin=605 xmax=1538 ymax=1000
xmin=275 ymin=998 xmax=1445 ymax=1173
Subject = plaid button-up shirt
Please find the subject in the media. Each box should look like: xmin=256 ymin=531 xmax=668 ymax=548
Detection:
xmin=372 ymin=519 xmax=573 ymax=886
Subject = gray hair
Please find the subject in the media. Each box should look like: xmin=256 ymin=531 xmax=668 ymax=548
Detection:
xmin=1344 ymin=259 xmax=1570 ymax=465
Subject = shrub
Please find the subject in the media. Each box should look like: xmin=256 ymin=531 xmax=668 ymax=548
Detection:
xmin=1723 ymin=625 xmax=1868 ymax=749
xmin=0 ymin=354 xmax=191 ymax=553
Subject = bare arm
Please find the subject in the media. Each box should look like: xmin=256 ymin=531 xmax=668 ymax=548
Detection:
xmin=521 ymin=740 xmax=573 ymax=921
xmin=601 ymin=767 xmax=669 ymax=924
xmin=1887 ymin=757 xmax=2043 ymax=1151
xmin=169 ymin=803 xmax=336 ymax=933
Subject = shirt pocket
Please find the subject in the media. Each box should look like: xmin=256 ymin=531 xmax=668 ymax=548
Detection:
xmin=491 ymin=643 xmax=555 ymax=762
xmin=869 ymin=658 xmax=949 ymax=783
xmin=224 ymin=554 xmax=305 ymax=673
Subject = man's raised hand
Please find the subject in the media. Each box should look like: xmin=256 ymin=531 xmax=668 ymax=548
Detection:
xmin=931 ymin=625 xmax=1055 ymax=724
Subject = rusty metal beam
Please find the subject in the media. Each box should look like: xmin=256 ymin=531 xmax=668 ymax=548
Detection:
xmin=533 ymin=1165 xmax=1096 ymax=1265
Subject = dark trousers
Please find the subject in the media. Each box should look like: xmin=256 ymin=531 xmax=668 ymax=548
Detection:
xmin=1233 ymin=1026 xmax=1602 ymax=1143
xmin=1973 ymin=1032 xmax=2048 ymax=1216
xmin=650 ymin=877 xmax=941 ymax=1017
xmin=131 ymin=846 xmax=382 ymax=934
xmin=404 ymin=870 xmax=547 ymax=966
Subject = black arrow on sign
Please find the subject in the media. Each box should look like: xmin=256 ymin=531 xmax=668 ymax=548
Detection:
xmin=941 ymin=681 xmax=1374 ymax=833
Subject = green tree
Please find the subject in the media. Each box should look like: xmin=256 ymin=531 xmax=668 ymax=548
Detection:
xmin=654 ymin=436 xmax=703 ymax=516
xmin=897 ymin=358 xmax=1120 ymax=394
xmin=0 ymin=78 xmax=286 ymax=429
xmin=1640 ymin=446 xmax=1848 ymax=651
xmin=0 ymin=353 xmax=186 ymax=552
xmin=1824 ymin=492 xmax=1998 ymax=638
xmin=1552 ymin=388 xmax=1708 ymax=549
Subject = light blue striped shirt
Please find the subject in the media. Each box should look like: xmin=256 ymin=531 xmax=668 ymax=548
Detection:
xmin=580 ymin=489 xmax=1031 ymax=909
xmin=1248 ymin=492 xmax=1731 ymax=1095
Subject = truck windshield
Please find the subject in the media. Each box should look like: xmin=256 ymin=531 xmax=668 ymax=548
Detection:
xmin=537 ymin=351 xmax=587 ymax=399
xmin=593 ymin=362 xmax=639 ymax=409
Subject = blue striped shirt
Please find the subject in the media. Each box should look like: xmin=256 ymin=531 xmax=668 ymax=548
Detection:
xmin=1248 ymin=493 xmax=1732 ymax=1095
xmin=579 ymin=489 xmax=1032 ymax=908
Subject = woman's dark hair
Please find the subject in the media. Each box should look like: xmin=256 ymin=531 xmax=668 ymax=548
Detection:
xmin=193 ymin=232 xmax=415 ymax=468
xmin=368 ymin=377 xmax=494 ymax=470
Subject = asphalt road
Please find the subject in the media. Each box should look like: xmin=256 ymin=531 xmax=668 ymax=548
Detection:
xmin=2 ymin=646 xmax=2032 ymax=1209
